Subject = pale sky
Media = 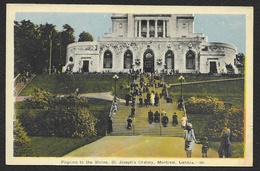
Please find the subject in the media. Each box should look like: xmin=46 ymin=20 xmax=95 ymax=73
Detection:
xmin=15 ymin=13 xmax=246 ymax=53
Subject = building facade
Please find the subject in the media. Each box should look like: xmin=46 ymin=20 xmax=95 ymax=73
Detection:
xmin=66 ymin=14 xmax=239 ymax=74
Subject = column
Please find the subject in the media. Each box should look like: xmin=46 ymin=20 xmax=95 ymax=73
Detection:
xmin=166 ymin=20 xmax=169 ymax=38
xmin=163 ymin=20 xmax=166 ymax=38
xmin=139 ymin=20 xmax=141 ymax=37
xmin=146 ymin=20 xmax=150 ymax=38
xmin=155 ymin=20 xmax=158 ymax=38
xmin=135 ymin=20 xmax=138 ymax=37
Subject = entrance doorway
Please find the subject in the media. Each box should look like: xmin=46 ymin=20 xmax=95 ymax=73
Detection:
xmin=210 ymin=61 xmax=217 ymax=73
xmin=143 ymin=50 xmax=154 ymax=73
xmin=82 ymin=61 xmax=89 ymax=73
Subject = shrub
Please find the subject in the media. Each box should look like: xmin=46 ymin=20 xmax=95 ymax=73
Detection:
xmin=185 ymin=97 xmax=244 ymax=142
xmin=19 ymin=89 xmax=97 ymax=138
xmin=13 ymin=118 xmax=32 ymax=156
xmin=185 ymin=96 xmax=225 ymax=115
xmin=204 ymin=107 xmax=244 ymax=142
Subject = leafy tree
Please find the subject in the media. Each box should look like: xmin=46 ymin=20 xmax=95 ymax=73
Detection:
xmin=60 ymin=24 xmax=75 ymax=67
xmin=78 ymin=31 xmax=94 ymax=42
xmin=14 ymin=20 xmax=76 ymax=75
xmin=13 ymin=118 xmax=32 ymax=156
xmin=37 ymin=23 xmax=59 ymax=74
xmin=235 ymin=53 xmax=245 ymax=67
xmin=14 ymin=20 xmax=39 ymax=76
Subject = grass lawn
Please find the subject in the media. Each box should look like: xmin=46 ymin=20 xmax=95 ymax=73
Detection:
xmin=164 ymin=73 xmax=243 ymax=84
xmin=20 ymin=74 xmax=130 ymax=96
xmin=168 ymin=79 xmax=244 ymax=107
xmin=29 ymin=136 xmax=102 ymax=157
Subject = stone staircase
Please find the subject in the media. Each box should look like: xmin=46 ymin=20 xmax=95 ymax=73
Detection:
xmin=110 ymin=73 xmax=185 ymax=137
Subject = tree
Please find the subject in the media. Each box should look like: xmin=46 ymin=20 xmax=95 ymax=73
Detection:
xmin=59 ymin=24 xmax=76 ymax=68
xmin=78 ymin=31 xmax=94 ymax=42
xmin=14 ymin=20 xmax=39 ymax=76
xmin=14 ymin=20 xmax=76 ymax=75
xmin=235 ymin=53 xmax=245 ymax=67
xmin=13 ymin=118 xmax=32 ymax=156
xmin=37 ymin=23 xmax=59 ymax=74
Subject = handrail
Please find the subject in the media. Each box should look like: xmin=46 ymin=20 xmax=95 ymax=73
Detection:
xmin=14 ymin=74 xmax=21 ymax=86
xmin=15 ymin=74 xmax=36 ymax=96
xmin=106 ymin=95 xmax=118 ymax=136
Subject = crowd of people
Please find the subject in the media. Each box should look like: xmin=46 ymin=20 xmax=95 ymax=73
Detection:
xmin=113 ymin=72 xmax=233 ymax=158
xmin=106 ymin=95 xmax=119 ymax=134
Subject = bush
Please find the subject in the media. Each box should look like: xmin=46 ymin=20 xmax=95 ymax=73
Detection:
xmin=13 ymin=118 xmax=32 ymax=156
xmin=18 ymin=89 xmax=97 ymax=138
xmin=185 ymin=97 xmax=244 ymax=142
xmin=185 ymin=97 xmax=225 ymax=115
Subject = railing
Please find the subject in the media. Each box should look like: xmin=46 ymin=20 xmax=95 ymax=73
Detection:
xmin=14 ymin=74 xmax=21 ymax=86
xmin=14 ymin=74 xmax=36 ymax=96
xmin=107 ymin=95 xmax=119 ymax=135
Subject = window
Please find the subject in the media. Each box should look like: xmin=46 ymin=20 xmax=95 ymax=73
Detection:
xmin=124 ymin=50 xmax=133 ymax=69
xmin=103 ymin=50 xmax=112 ymax=68
xmin=186 ymin=50 xmax=195 ymax=69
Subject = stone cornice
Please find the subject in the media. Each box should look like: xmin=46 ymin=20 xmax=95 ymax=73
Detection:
xmin=133 ymin=14 xmax=171 ymax=17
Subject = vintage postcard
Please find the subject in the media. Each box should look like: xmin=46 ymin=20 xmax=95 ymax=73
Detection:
xmin=6 ymin=4 xmax=253 ymax=166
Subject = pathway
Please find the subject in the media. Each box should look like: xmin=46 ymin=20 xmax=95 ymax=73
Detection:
xmin=64 ymin=136 xmax=219 ymax=158
xmin=110 ymin=74 xmax=184 ymax=137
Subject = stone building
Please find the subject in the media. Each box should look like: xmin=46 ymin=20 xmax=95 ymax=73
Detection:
xmin=66 ymin=14 xmax=239 ymax=74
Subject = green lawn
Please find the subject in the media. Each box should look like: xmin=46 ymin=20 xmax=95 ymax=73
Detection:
xmin=164 ymin=73 xmax=243 ymax=84
xmin=20 ymin=74 xmax=130 ymax=96
xmin=29 ymin=136 xmax=101 ymax=157
xmin=168 ymin=79 xmax=244 ymax=107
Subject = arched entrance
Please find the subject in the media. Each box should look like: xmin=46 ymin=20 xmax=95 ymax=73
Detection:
xmin=165 ymin=50 xmax=174 ymax=70
xmin=124 ymin=50 xmax=133 ymax=69
xmin=186 ymin=50 xmax=195 ymax=69
xmin=143 ymin=49 xmax=154 ymax=73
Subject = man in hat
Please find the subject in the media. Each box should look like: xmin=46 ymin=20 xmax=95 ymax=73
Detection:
xmin=172 ymin=112 xmax=178 ymax=126
xmin=162 ymin=113 xmax=169 ymax=127
xmin=148 ymin=110 xmax=154 ymax=124
xmin=107 ymin=116 xmax=113 ymax=134
xmin=218 ymin=126 xmax=232 ymax=158
xmin=127 ymin=116 xmax=133 ymax=130
xmin=154 ymin=110 xmax=160 ymax=123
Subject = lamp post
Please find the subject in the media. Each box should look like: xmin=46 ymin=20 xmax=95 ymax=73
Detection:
xmin=178 ymin=75 xmax=185 ymax=98
xmin=48 ymin=30 xmax=53 ymax=75
xmin=57 ymin=42 xmax=62 ymax=73
xmin=113 ymin=74 xmax=119 ymax=96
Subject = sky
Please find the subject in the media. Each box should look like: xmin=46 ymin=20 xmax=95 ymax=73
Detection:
xmin=15 ymin=13 xmax=246 ymax=54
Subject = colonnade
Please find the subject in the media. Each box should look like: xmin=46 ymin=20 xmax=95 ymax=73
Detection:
xmin=134 ymin=19 xmax=168 ymax=38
